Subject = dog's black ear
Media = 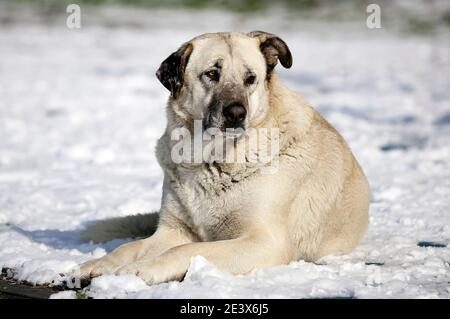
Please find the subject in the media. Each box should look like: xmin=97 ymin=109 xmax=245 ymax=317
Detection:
xmin=248 ymin=31 xmax=292 ymax=76
xmin=156 ymin=42 xmax=193 ymax=98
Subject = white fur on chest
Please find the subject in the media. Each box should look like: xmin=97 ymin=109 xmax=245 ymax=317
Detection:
xmin=171 ymin=163 xmax=248 ymax=241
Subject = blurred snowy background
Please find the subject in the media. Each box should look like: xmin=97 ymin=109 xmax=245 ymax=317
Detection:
xmin=0 ymin=0 xmax=449 ymax=298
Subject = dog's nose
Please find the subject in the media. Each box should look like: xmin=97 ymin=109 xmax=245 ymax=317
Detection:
xmin=223 ymin=103 xmax=247 ymax=128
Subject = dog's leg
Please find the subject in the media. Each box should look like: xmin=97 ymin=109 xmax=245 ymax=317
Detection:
xmin=77 ymin=224 xmax=194 ymax=279
xmin=115 ymin=230 xmax=290 ymax=284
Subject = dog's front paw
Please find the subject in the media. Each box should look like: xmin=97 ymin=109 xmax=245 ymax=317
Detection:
xmin=77 ymin=257 xmax=121 ymax=279
xmin=115 ymin=259 xmax=185 ymax=285
xmin=114 ymin=261 xmax=160 ymax=285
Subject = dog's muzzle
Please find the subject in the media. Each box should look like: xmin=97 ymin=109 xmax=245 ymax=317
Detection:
xmin=223 ymin=102 xmax=247 ymax=130
xmin=203 ymin=97 xmax=248 ymax=133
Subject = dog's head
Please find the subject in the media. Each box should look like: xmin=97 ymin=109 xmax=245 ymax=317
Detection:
xmin=156 ymin=31 xmax=292 ymax=133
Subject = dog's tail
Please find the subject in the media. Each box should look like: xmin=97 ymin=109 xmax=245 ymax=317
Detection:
xmin=81 ymin=212 xmax=159 ymax=243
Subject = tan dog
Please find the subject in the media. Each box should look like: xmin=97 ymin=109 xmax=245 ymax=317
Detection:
xmin=78 ymin=31 xmax=370 ymax=285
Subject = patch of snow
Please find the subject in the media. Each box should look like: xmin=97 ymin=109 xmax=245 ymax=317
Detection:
xmin=50 ymin=290 xmax=77 ymax=299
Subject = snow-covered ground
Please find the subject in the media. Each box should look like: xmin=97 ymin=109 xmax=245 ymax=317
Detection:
xmin=0 ymin=3 xmax=449 ymax=298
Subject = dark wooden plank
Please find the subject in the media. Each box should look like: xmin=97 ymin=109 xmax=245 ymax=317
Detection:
xmin=0 ymin=278 xmax=60 ymax=299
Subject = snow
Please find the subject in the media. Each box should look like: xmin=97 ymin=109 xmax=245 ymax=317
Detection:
xmin=49 ymin=290 xmax=77 ymax=299
xmin=0 ymin=3 xmax=449 ymax=299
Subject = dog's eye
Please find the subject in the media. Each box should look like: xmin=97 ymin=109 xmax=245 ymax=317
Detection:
xmin=205 ymin=69 xmax=220 ymax=82
xmin=245 ymin=74 xmax=256 ymax=86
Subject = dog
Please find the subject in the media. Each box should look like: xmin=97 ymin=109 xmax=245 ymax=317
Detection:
xmin=78 ymin=31 xmax=370 ymax=285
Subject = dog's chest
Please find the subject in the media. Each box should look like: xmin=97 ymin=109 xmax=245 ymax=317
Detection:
xmin=172 ymin=163 xmax=252 ymax=241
